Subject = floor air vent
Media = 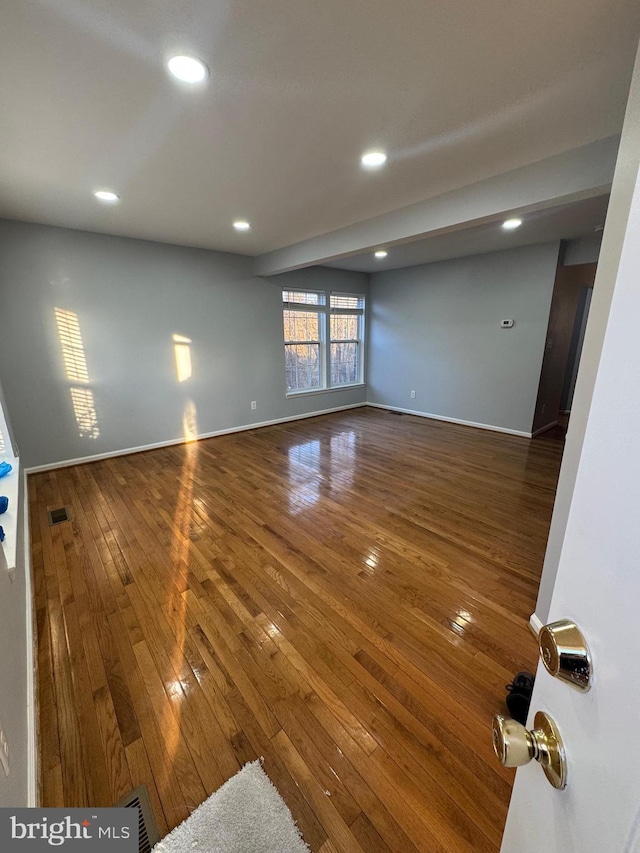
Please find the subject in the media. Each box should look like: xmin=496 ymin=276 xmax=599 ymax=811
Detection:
xmin=47 ymin=506 xmax=70 ymax=526
xmin=116 ymin=785 xmax=159 ymax=853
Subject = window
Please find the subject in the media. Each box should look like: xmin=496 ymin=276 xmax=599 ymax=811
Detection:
xmin=282 ymin=289 xmax=365 ymax=393
xmin=283 ymin=290 xmax=325 ymax=392
xmin=330 ymin=293 xmax=365 ymax=386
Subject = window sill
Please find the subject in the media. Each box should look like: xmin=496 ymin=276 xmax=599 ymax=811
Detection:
xmin=286 ymin=383 xmax=366 ymax=399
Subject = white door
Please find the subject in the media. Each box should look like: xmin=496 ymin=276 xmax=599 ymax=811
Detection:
xmin=501 ymin=43 xmax=640 ymax=853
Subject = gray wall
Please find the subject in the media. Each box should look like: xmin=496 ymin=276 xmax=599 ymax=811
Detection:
xmin=563 ymin=233 xmax=603 ymax=266
xmin=367 ymin=242 xmax=560 ymax=434
xmin=0 ymin=381 xmax=31 ymax=807
xmin=0 ymin=220 xmax=367 ymax=468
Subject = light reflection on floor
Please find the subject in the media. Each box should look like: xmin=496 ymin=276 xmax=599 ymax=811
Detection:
xmin=287 ymin=429 xmax=358 ymax=515
xmin=447 ymin=609 xmax=474 ymax=637
xmin=287 ymin=438 xmax=322 ymax=514
xmin=329 ymin=430 xmax=356 ymax=492
xmin=364 ymin=549 xmax=379 ymax=569
xmin=162 ymin=402 xmax=200 ymax=759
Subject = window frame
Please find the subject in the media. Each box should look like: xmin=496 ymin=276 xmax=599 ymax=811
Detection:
xmin=282 ymin=288 xmax=365 ymax=396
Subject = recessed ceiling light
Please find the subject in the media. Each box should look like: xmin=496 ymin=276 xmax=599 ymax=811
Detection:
xmin=374 ymin=250 xmax=388 ymax=259
xmin=94 ymin=190 xmax=119 ymax=202
xmin=361 ymin=150 xmax=388 ymax=168
xmin=233 ymin=220 xmax=251 ymax=232
xmin=502 ymin=218 xmax=522 ymax=230
xmin=167 ymin=55 xmax=209 ymax=84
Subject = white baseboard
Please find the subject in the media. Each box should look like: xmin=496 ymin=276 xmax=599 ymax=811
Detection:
xmin=25 ymin=399 xmax=538 ymax=474
xmin=365 ymin=403 xmax=532 ymax=438
xmin=23 ymin=472 xmax=38 ymax=806
xmin=25 ymin=403 xmax=367 ymax=474
xmin=529 ymin=613 xmax=544 ymax=638
xmin=531 ymin=420 xmax=559 ymax=437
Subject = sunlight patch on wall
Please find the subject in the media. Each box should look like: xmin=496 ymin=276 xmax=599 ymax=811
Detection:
xmin=55 ymin=307 xmax=100 ymax=439
xmin=55 ymin=307 xmax=90 ymax=382
xmin=183 ymin=399 xmax=198 ymax=442
xmin=70 ymin=387 xmax=100 ymax=440
xmin=173 ymin=333 xmax=192 ymax=382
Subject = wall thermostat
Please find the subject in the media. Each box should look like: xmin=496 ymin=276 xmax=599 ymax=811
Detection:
xmin=501 ymin=319 xmax=515 ymax=328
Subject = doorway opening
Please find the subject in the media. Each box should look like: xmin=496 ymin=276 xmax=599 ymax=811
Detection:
xmin=532 ymin=251 xmax=598 ymax=442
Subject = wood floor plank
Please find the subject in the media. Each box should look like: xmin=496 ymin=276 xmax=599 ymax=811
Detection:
xmin=106 ymin=610 xmax=196 ymax=827
xmin=32 ymin=408 xmax=564 ymax=851
xmin=92 ymin=684 xmax=133 ymax=804
xmin=272 ymin=730 xmax=363 ymax=853
xmin=124 ymin=737 xmax=169 ymax=837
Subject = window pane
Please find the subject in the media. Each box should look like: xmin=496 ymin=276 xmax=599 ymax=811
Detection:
xmin=331 ymin=342 xmax=358 ymax=385
xmin=283 ymin=310 xmax=320 ymax=342
xmin=330 ymin=314 xmax=358 ymax=341
xmin=331 ymin=294 xmax=364 ymax=310
xmin=285 ymin=343 xmax=321 ymax=390
xmin=283 ymin=290 xmax=325 ymax=305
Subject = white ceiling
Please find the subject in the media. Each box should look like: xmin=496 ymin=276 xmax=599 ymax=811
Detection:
xmin=326 ymin=195 xmax=610 ymax=272
xmin=0 ymin=1 xmax=639 ymax=260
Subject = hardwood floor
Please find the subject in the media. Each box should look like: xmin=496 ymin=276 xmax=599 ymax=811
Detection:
xmin=30 ymin=407 xmax=564 ymax=852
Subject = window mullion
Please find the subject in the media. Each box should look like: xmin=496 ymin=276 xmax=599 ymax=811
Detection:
xmin=321 ymin=306 xmax=329 ymax=390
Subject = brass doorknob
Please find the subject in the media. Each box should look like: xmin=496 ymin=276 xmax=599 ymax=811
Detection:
xmin=538 ymin=619 xmax=592 ymax=691
xmin=492 ymin=712 xmax=567 ymax=789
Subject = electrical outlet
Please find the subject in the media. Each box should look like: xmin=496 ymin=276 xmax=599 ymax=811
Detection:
xmin=0 ymin=725 xmax=9 ymax=776
xmin=250 ymin=401 xmax=257 ymax=411
xmin=410 ymin=390 xmax=416 ymax=399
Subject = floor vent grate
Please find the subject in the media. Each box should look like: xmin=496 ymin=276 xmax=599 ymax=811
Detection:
xmin=47 ymin=506 xmax=70 ymax=526
xmin=116 ymin=785 xmax=159 ymax=853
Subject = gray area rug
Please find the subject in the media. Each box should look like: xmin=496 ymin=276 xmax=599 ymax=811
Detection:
xmin=153 ymin=760 xmax=310 ymax=853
